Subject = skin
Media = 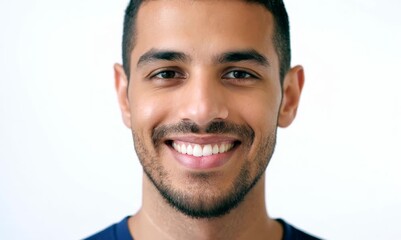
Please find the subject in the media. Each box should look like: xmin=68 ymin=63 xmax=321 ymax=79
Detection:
xmin=114 ymin=0 xmax=304 ymax=239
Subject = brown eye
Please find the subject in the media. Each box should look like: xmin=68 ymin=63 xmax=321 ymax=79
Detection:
xmin=155 ymin=70 xmax=178 ymax=79
xmin=223 ymin=70 xmax=256 ymax=79
xmin=234 ymin=71 xmax=248 ymax=78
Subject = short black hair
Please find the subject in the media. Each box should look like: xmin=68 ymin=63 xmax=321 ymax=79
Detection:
xmin=122 ymin=0 xmax=291 ymax=83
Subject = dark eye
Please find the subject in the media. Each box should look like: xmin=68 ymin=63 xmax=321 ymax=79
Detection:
xmin=148 ymin=69 xmax=186 ymax=87
xmin=223 ymin=70 xmax=255 ymax=79
xmin=155 ymin=70 xmax=179 ymax=79
xmin=233 ymin=71 xmax=249 ymax=78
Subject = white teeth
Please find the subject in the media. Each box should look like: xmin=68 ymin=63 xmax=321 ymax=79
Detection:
xmin=193 ymin=144 xmax=203 ymax=157
xmin=203 ymin=144 xmax=213 ymax=156
xmin=173 ymin=142 xmax=235 ymax=157
xmin=173 ymin=142 xmax=181 ymax=152
xmin=212 ymin=144 xmax=219 ymax=154
xmin=219 ymin=144 xmax=225 ymax=153
xmin=181 ymin=144 xmax=187 ymax=154
xmin=187 ymin=145 xmax=193 ymax=155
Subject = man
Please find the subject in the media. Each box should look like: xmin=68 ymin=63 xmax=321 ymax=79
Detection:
xmin=86 ymin=0 xmax=320 ymax=239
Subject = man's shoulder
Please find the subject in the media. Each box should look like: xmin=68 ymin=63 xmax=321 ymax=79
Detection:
xmin=276 ymin=219 xmax=322 ymax=240
xmin=83 ymin=216 xmax=132 ymax=240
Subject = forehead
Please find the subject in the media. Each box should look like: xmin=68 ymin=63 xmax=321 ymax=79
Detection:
xmin=132 ymin=0 xmax=277 ymax=67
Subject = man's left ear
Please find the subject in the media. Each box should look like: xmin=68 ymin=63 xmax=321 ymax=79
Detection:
xmin=278 ymin=65 xmax=305 ymax=128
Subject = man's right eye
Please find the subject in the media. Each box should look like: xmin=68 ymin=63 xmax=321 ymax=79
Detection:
xmin=152 ymin=70 xmax=184 ymax=79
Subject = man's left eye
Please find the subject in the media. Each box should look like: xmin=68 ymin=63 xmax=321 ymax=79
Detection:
xmin=223 ymin=70 xmax=255 ymax=79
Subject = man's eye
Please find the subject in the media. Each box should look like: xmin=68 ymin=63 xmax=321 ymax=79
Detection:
xmin=153 ymin=70 xmax=182 ymax=79
xmin=223 ymin=70 xmax=255 ymax=79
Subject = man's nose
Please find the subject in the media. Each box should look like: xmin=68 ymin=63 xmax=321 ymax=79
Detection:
xmin=177 ymin=74 xmax=229 ymax=127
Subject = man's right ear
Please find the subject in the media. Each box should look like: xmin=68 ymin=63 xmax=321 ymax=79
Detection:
xmin=114 ymin=63 xmax=132 ymax=129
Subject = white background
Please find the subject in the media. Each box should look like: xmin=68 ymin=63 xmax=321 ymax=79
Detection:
xmin=1 ymin=0 xmax=400 ymax=239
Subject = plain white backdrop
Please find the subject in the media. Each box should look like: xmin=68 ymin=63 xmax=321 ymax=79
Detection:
xmin=1 ymin=0 xmax=400 ymax=239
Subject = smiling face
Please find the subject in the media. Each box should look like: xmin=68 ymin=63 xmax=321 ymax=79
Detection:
xmin=115 ymin=0 xmax=303 ymax=218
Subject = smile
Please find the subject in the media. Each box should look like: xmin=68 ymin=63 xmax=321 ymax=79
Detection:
xmin=165 ymin=136 xmax=241 ymax=170
xmin=172 ymin=141 xmax=235 ymax=157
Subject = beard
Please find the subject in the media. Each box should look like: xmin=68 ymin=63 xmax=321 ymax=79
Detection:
xmin=132 ymin=120 xmax=277 ymax=219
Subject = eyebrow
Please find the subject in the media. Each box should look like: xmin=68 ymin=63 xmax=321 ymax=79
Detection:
xmin=216 ymin=49 xmax=270 ymax=67
xmin=137 ymin=49 xmax=191 ymax=67
xmin=136 ymin=48 xmax=270 ymax=68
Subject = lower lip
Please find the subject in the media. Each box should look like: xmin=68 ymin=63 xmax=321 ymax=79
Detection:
xmin=168 ymin=145 xmax=236 ymax=170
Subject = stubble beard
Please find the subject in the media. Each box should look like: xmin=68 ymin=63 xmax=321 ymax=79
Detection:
xmin=132 ymin=121 xmax=277 ymax=219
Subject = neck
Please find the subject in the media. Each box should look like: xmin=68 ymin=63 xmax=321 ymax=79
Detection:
xmin=129 ymin=174 xmax=282 ymax=240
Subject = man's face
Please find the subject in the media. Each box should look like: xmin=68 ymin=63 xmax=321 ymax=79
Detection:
xmin=116 ymin=0 xmax=295 ymax=218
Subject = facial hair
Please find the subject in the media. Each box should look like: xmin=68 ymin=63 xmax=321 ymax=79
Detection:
xmin=132 ymin=120 xmax=277 ymax=219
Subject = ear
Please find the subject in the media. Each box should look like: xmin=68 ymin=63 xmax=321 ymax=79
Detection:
xmin=278 ymin=65 xmax=305 ymax=128
xmin=114 ymin=63 xmax=132 ymax=129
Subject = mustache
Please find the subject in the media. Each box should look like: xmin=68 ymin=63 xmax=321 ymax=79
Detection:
xmin=152 ymin=120 xmax=255 ymax=147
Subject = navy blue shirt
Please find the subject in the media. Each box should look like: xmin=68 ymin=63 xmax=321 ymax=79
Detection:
xmin=84 ymin=217 xmax=321 ymax=240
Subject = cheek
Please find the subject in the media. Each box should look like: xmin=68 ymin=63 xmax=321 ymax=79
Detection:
xmin=130 ymin=91 xmax=170 ymax=134
xmin=234 ymin=91 xmax=281 ymax=130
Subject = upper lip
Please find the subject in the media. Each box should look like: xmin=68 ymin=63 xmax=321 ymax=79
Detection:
xmin=165 ymin=134 xmax=240 ymax=145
